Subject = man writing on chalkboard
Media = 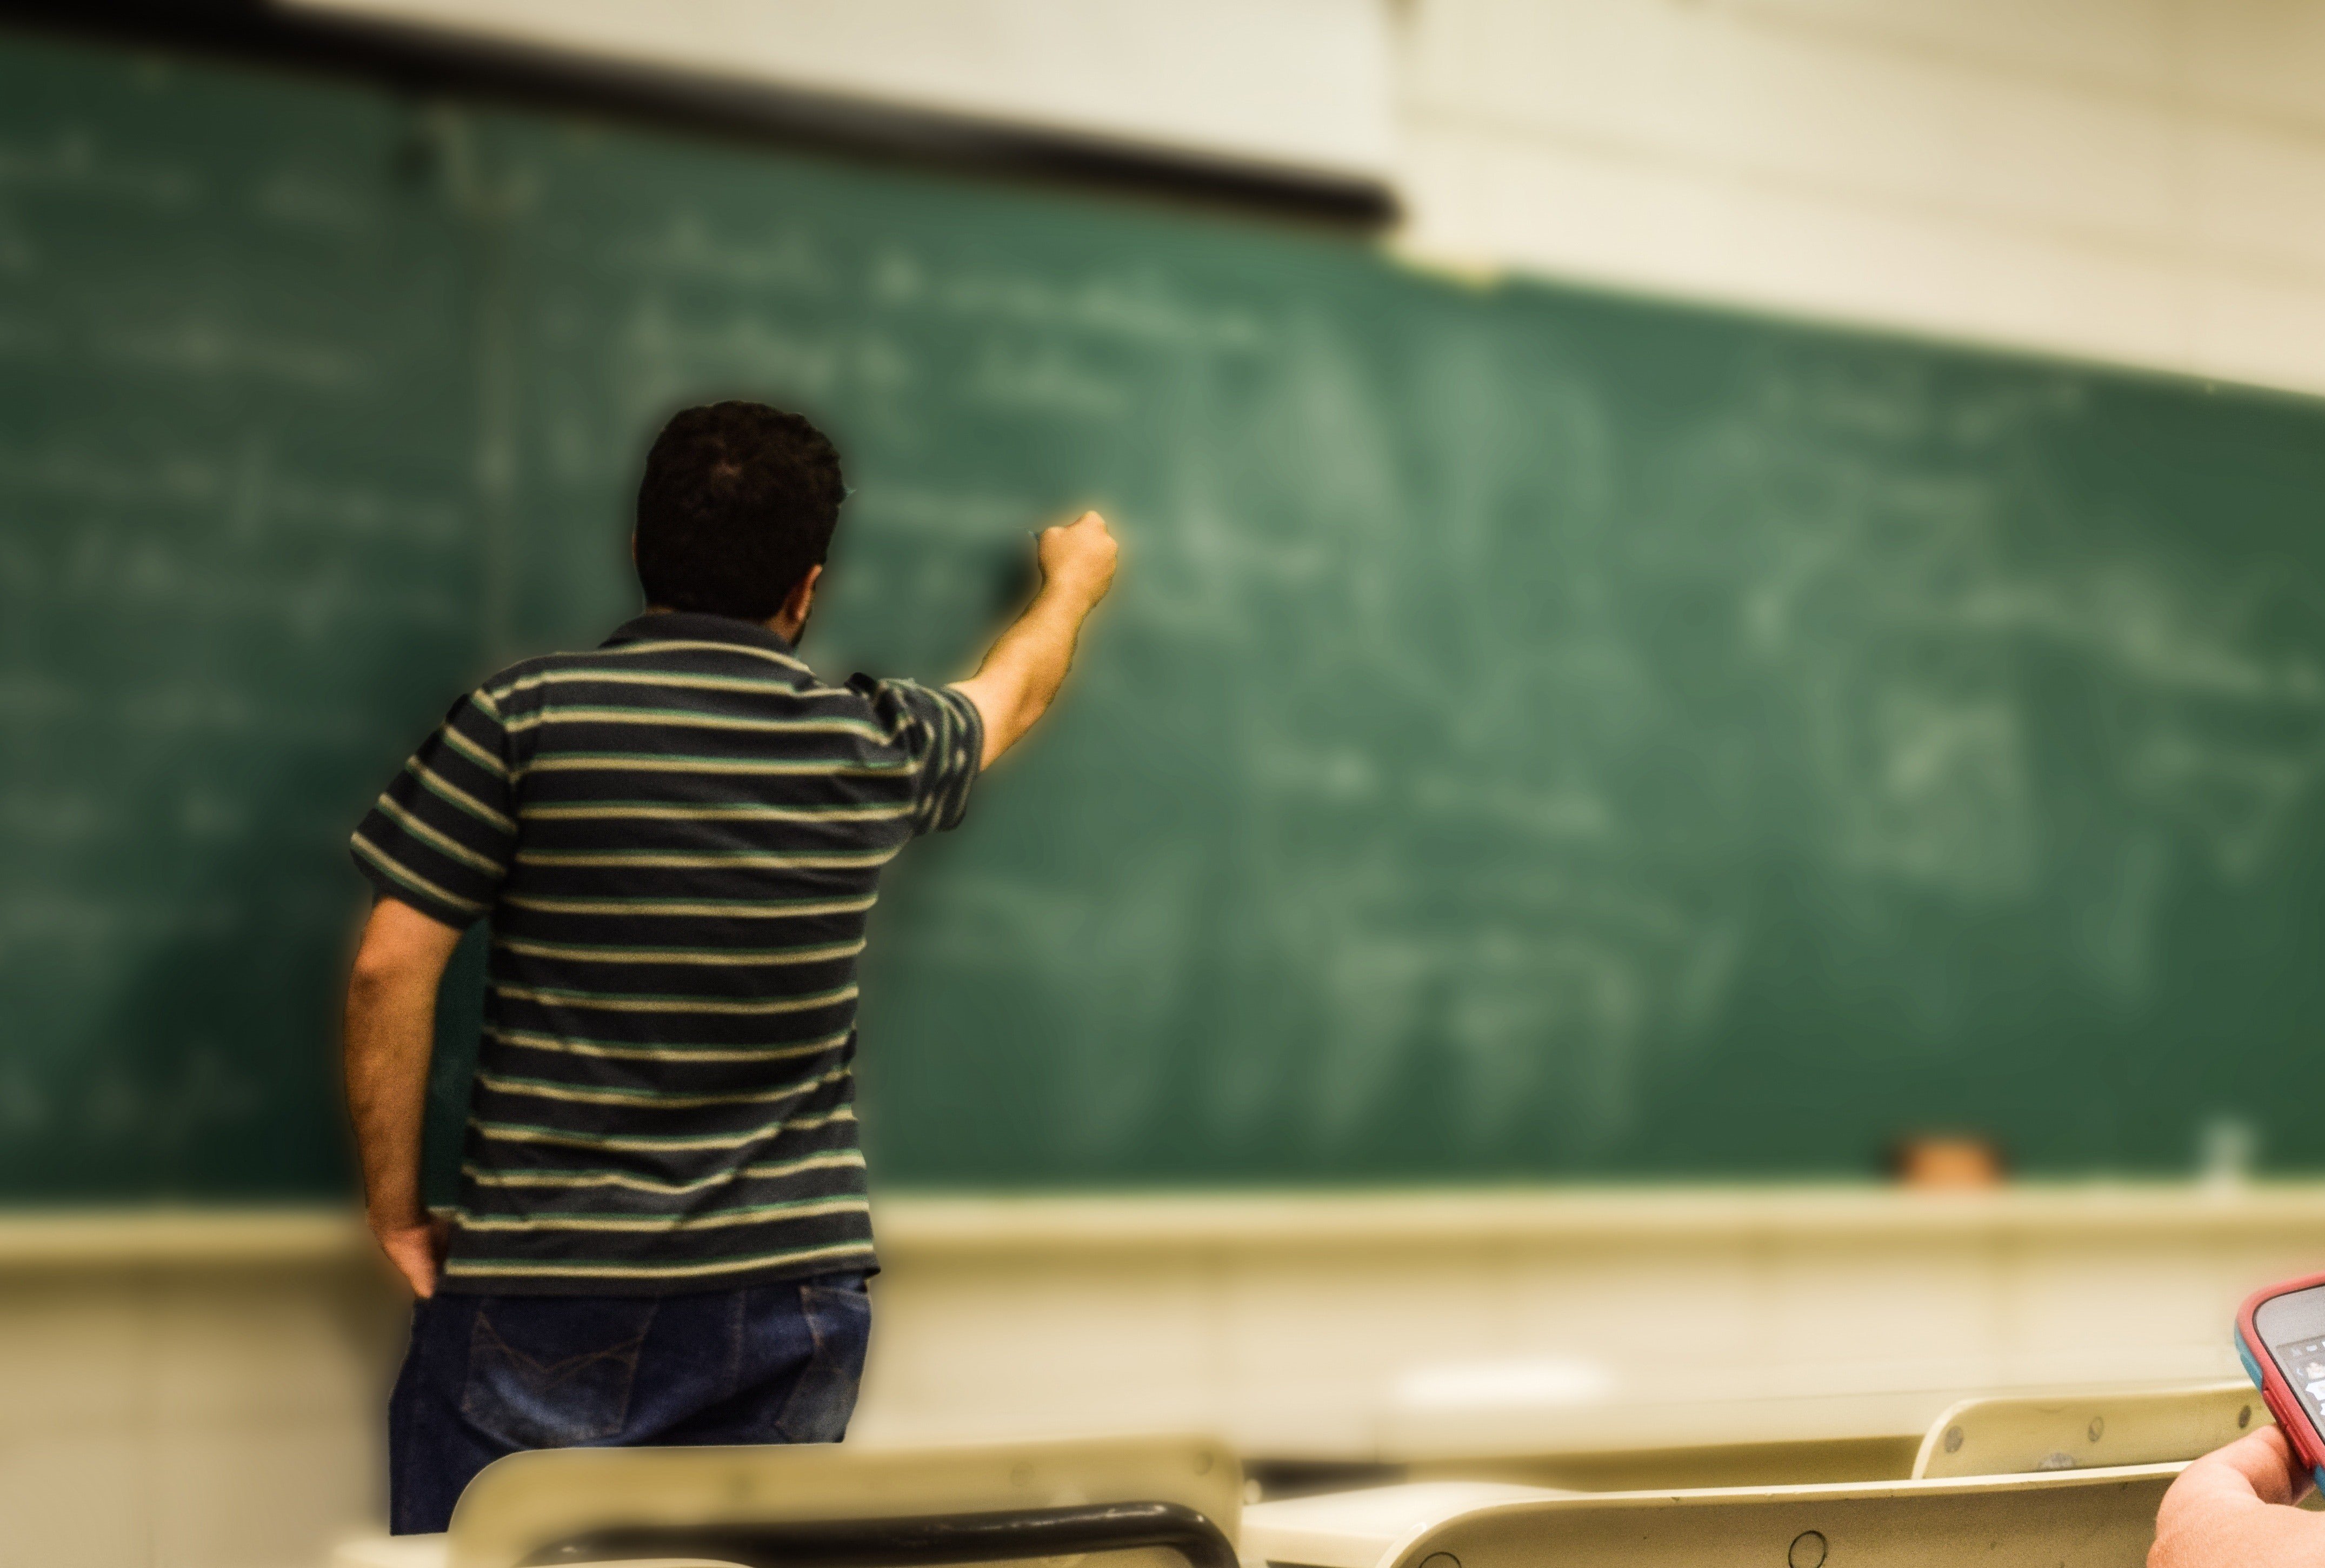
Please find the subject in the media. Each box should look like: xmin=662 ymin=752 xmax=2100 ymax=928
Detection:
xmin=338 ymin=401 xmax=1117 ymax=1532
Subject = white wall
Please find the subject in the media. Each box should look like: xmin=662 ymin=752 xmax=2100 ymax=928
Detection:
xmin=1395 ymin=0 xmax=2325 ymax=396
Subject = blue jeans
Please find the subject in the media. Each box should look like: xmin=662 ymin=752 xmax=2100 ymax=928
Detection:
xmin=388 ymin=1271 xmax=871 ymax=1534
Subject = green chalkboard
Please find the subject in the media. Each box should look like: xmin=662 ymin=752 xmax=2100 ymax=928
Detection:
xmin=10 ymin=31 xmax=2325 ymax=1199
xmin=0 ymin=39 xmax=484 ymax=1197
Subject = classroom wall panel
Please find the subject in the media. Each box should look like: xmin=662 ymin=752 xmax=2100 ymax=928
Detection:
xmin=2188 ymin=3 xmax=2325 ymax=135
xmin=1407 ymin=0 xmax=2181 ymax=248
xmin=2187 ymin=120 xmax=2325 ymax=281
xmin=1731 ymin=0 xmax=2181 ymax=91
xmin=1394 ymin=119 xmax=2199 ymax=372
xmin=1396 ymin=0 xmax=2325 ymax=396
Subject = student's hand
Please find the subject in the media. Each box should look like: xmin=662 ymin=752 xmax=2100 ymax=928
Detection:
xmin=1037 ymin=511 xmax=1117 ymax=608
xmin=2151 ymin=1425 xmax=2325 ymax=1567
xmin=371 ymin=1212 xmax=451 ymax=1299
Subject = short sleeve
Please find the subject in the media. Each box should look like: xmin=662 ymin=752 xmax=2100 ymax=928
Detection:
xmin=349 ymin=689 xmax=517 ymax=927
xmin=845 ymin=675 xmax=985 ymax=836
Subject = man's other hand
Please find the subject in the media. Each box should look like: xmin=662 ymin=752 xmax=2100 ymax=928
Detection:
xmin=2151 ymin=1425 xmax=2325 ymax=1567
xmin=1038 ymin=510 xmax=1117 ymax=608
xmin=371 ymin=1212 xmax=452 ymax=1299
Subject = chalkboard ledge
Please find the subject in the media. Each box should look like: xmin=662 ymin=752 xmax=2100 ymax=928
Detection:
xmin=0 ymin=1207 xmax=373 ymax=1270
xmin=872 ymin=1185 xmax=2325 ymax=1255
xmin=5 ymin=1185 xmax=2324 ymax=1269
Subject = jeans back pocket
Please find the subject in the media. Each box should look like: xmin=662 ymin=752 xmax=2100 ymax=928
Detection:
xmin=461 ymin=1296 xmax=657 ymax=1449
xmin=776 ymin=1275 xmax=872 ymax=1443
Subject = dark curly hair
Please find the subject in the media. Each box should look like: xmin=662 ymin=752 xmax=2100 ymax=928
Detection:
xmin=634 ymin=402 xmax=845 ymax=621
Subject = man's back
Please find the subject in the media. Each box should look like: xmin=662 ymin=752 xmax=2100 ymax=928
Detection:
xmin=352 ymin=611 xmax=982 ymax=1293
xmin=341 ymin=401 xmax=1113 ymax=1532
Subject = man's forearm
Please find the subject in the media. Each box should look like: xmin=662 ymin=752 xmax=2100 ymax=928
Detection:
xmin=955 ymin=510 xmax=1118 ymax=766
xmin=343 ymin=965 xmax=438 ymax=1230
xmin=341 ymin=897 xmax=464 ymax=1295
xmin=961 ymin=583 xmax=1098 ymax=764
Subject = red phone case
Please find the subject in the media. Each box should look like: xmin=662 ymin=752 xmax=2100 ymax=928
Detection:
xmin=2237 ymin=1272 xmax=2325 ymax=1477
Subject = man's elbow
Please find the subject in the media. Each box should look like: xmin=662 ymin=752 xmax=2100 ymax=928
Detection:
xmin=348 ymin=899 xmax=463 ymax=995
xmin=953 ymin=678 xmax=1018 ymax=769
xmin=978 ymin=696 xmax=1045 ymax=769
xmin=347 ymin=943 xmax=422 ymax=999
xmin=978 ymin=712 xmax=1018 ymax=770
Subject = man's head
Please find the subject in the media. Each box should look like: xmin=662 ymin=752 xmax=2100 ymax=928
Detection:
xmin=635 ymin=401 xmax=845 ymax=625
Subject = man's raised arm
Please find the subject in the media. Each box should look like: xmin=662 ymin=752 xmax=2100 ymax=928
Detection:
xmin=952 ymin=510 xmax=1118 ymax=768
xmin=342 ymin=896 xmax=464 ymax=1297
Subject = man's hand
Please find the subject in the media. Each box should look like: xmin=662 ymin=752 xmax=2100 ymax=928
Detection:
xmin=2151 ymin=1425 xmax=2324 ymax=1567
xmin=372 ymin=1212 xmax=452 ymax=1299
xmin=955 ymin=510 xmax=1119 ymax=768
xmin=1038 ymin=510 xmax=1118 ymax=609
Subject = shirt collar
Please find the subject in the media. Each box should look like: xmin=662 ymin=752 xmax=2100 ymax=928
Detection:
xmin=601 ymin=610 xmax=798 ymax=658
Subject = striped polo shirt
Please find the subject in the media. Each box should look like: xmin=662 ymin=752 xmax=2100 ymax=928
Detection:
xmin=349 ymin=611 xmax=982 ymax=1295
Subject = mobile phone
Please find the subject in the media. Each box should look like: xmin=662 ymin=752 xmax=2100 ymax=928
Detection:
xmin=2235 ymin=1272 xmax=2325 ymax=1489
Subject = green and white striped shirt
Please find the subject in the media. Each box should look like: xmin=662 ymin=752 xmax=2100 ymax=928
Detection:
xmin=350 ymin=611 xmax=982 ymax=1295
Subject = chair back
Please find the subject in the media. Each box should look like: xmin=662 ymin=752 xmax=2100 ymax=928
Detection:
xmin=1381 ymin=1467 xmax=2177 ymax=1568
xmin=1911 ymin=1382 xmax=2264 ymax=1479
xmin=443 ymin=1433 xmax=1240 ymax=1568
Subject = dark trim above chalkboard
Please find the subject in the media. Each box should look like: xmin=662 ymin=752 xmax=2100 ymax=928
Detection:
xmin=0 ymin=0 xmax=1400 ymax=231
